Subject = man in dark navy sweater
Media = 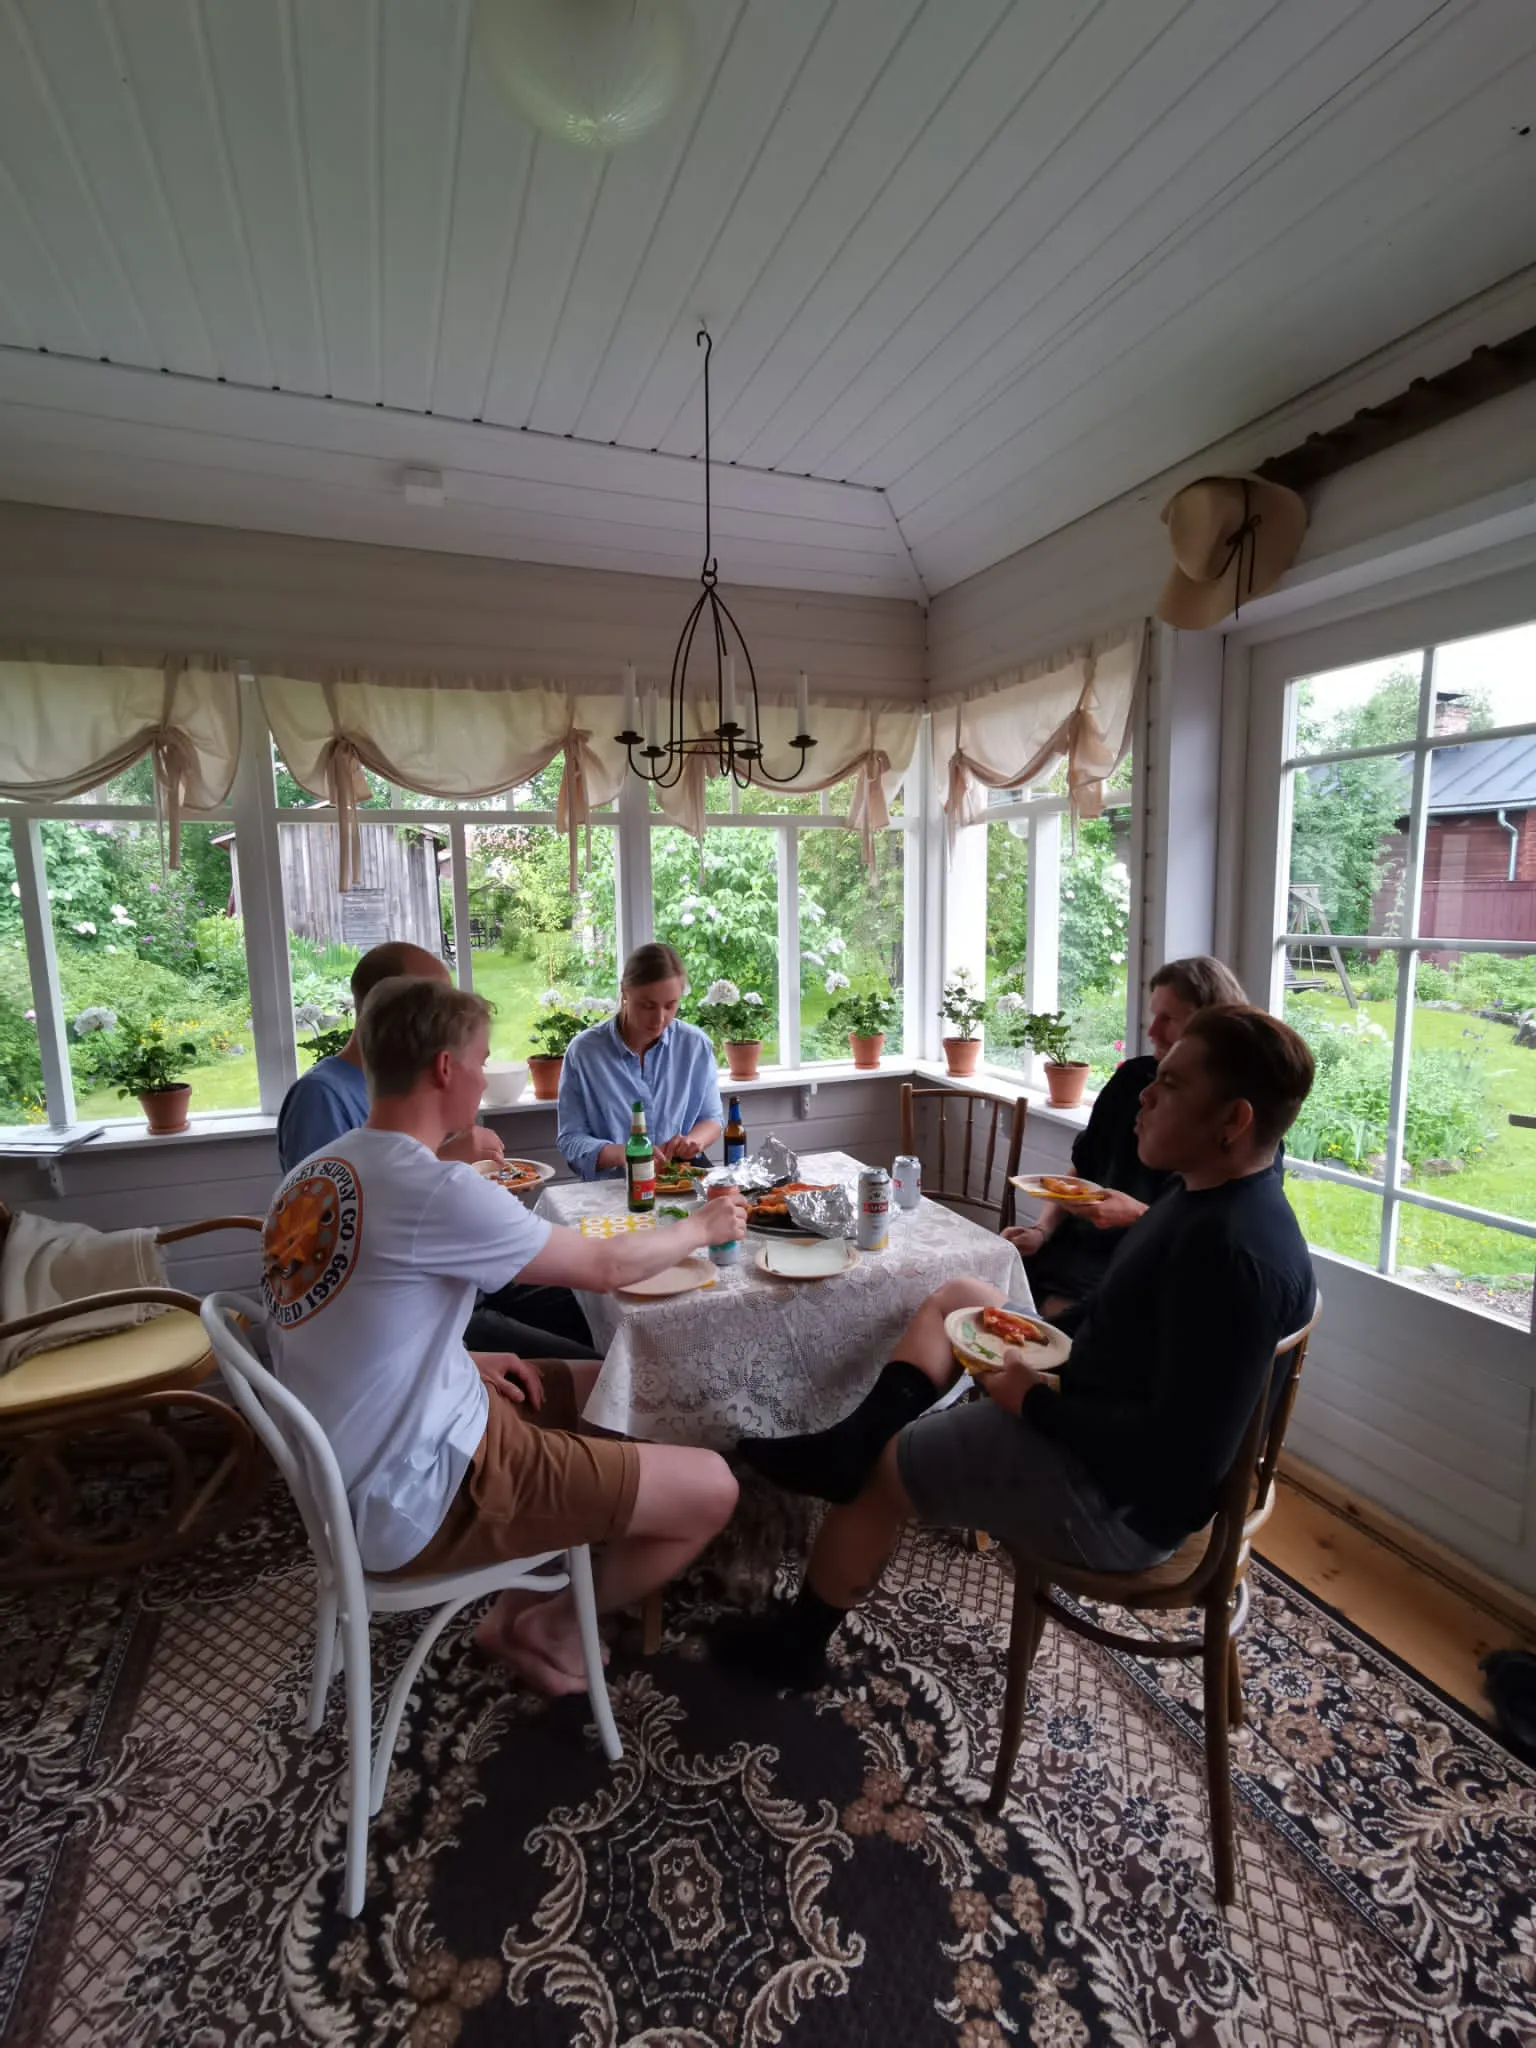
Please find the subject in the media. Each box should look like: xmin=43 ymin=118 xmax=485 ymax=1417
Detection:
xmin=716 ymin=1004 xmax=1317 ymax=1688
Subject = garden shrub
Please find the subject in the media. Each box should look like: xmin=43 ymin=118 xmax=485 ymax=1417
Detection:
xmin=1414 ymin=963 xmax=1454 ymax=1002
xmin=1448 ymin=953 xmax=1536 ymax=1012
xmin=1286 ymin=1005 xmax=1493 ymax=1171
xmin=0 ymin=944 xmax=43 ymax=1120
xmin=195 ymin=914 xmax=253 ymax=1000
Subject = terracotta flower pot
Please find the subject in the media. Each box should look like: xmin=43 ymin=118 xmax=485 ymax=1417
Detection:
xmin=528 ymin=1053 xmax=564 ymax=1102
xmin=943 ymin=1036 xmax=982 ymax=1077
xmin=725 ymin=1040 xmax=761 ymax=1081
xmin=848 ymin=1032 xmax=885 ymax=1070
xmin=140 ymin=1084 xmax=191 ymax=1135
xmin=1044 ymin=1061 xmax=1090 ymax=1108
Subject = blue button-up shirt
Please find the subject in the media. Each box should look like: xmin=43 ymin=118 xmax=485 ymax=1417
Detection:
xmin=557 ymin=1018 xmax=724 ymax=1181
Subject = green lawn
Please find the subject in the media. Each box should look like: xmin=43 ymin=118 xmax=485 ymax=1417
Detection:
xmin=1286 ymin=991 xmax=1536 ymax=1282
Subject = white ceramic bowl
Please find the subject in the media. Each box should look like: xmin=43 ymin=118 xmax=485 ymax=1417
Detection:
xmin=480 ymin=1059 xmax=528 ymax=1108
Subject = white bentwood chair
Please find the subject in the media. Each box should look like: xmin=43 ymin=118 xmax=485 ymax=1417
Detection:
xmin=200 ymin=1293 xmax=622 ymax=1917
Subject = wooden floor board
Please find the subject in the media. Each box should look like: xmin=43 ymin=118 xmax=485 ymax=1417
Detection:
xmin=1257 ymin=1478 xmax=1533 ymax=1721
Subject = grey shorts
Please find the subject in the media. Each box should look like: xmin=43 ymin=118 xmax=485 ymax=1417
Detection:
xmin=895 ymin=1396 xmax=1175 ymax=1573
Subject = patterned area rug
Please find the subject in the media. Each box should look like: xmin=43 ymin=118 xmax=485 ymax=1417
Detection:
xmin=4 ymin=1484 xmax=1535 ymax=2047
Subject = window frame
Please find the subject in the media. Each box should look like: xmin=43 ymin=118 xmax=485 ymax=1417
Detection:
xmin=1242 ymin=609 xmax=1536 ymax=1327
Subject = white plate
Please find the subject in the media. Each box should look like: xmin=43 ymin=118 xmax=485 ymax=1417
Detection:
xmin=1009 ymin=1173 xmax=1108 ymax=1204
xmin=755 ymin=1238 xmax=860 ymax=1281
xmin=474 ymin=1157 xmax=557 ymax=1192
xmin=945 ymin=1305 xmax=1070 ymax=1377
xmin=618 ymin=1257 xmax=718 ymax=1299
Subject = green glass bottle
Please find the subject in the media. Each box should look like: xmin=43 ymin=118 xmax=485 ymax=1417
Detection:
xmin=625 ymin=1099 xmax=655 ymax=1213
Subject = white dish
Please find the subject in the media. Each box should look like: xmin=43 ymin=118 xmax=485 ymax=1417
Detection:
xmin=480 ymin=1060 xmax=528 ymax=1108
xmin=755 ymin=1238 xmax=859 ymax=1280
xmin=945 ymin=1305 xmax=1070 ymax=1377
xmin=618 ymin=1258 xmax=717 ymax=1299
xmin=1010 ymin=1173 xmax=1108 ymax=1204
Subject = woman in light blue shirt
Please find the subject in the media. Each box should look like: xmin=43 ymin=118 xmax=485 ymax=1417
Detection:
xmin=558 ymin=943 xmax=724 ymax=1181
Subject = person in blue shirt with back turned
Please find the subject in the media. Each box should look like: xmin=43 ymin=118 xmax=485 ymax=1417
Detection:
xmin=557 ymin=943 xmax=723 ymax=1181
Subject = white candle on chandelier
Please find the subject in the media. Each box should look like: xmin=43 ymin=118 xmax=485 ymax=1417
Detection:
xmin=621 ymin=662 xmax=638 ymax=736
xmin=722 ymin=654 xmax=737 ymax=731
xmin=743 ymin=681 xmax=759 ymax=749
xmin=796 ymin=669 xmax=811 ymax=737
xmin=644 ymin=689 xmax=661 ymax=751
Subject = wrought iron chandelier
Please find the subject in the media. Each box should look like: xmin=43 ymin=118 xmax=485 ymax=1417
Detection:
xmin=616 ymin=327 xmax=816 ymax=788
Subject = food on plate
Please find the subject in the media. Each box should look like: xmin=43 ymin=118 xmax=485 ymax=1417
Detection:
xmin=979 ymin=1305 xmax=1046 ymax=1348
xmin=748 ymin=1181 xmax=832 ymax=1215
xmin=654 ymin=1162 xmax=708 ymax=1195
xmin=1039 ymin=1175 xmax=1101 ymax=1200
xmin=487 ymin=1159 xmax=544 ymax=1192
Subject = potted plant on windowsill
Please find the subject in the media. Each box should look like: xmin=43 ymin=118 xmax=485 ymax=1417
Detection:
xmin=940 ymin=971 xmax=987 ymax=1077
xmin=697 ymin=980 xmax=770 ymax=1082
xmin=1023 ymin=1009 xmax=1091 ymax=1108
xmin=92 ymin=1015 xmax=200 ymax=1134
xmin=527 ymin=990 xmax=587 ymax=1101
xmin=824 ymin=974 xmax=897 ymax=1069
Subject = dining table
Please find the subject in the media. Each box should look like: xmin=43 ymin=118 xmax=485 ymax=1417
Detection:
xmin=534 ymin=1148 xmax=1031 ymax=1448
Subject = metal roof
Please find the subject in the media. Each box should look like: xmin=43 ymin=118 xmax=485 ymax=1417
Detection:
xmin=1427 ymin=734 xmax=1536 ymax=815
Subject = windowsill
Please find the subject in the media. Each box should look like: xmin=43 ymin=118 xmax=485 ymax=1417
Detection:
xmin=908 ymin=1059 xmax=1096 ymax=1131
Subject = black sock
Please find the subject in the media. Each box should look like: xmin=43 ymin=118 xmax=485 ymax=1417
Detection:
xmin=735 ymin=1361 xmax=938 ymax=1504
xmin=710 ymin=1585 xmax=847 ymax=1689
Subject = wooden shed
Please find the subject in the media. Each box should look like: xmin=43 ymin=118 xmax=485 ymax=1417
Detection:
xmin=217 ymin=818 xmax=448 ymax=957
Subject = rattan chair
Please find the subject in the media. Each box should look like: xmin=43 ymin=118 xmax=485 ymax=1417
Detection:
xmin=985 ymin=1305 xmax=1320 ymax=1907
xmin=0 ymin=1212 xmax=268 ymax=1586
xmin=899 ymin=1083 xmax=1027 ymax=1232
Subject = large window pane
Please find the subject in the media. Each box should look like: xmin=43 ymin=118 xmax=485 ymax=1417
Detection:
xmin=800 ymin=829 xmax=904 ymax=1060
xmin=1282 ymin=1174 xmax=1384 ymax=1269
xmin=465 ymin=823 xmax=616 ymax=1062
xmin=1417 ymin=736 xmax=1536 ymax=951
xmin=1430 ymin=620 xmax=1536 ymax=730
xmin=0 ymin=821 xmax=45 ymax=1121
xmin=1292 ymin=655 xmax=1423 ymax=752
xmin=1395 ymin=1206 xmax=1533 ymax=1329
xmin=984 ymin=817 xmax=1028 ymax=1077
xmin=1288 ymin=760 xmax=1411 ymax=948
xmin=651 ymin=825 xmax=779 ymax=1063
xmin=1060 ymin=809 xmax=1130 ymax=1085
xmin=1283 ymin=948 xmax=1400 ymax=1178
xmin=38 ymin=817 xmax=260 ymax=1117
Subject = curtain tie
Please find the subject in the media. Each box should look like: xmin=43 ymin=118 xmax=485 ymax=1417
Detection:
xmin=318 ymin=736 xmax=370 ymax=892
xmin=845 ymin=748 xmax=892 ymax=875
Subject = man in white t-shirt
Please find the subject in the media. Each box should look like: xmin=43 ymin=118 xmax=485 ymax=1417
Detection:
xmin=262 ymin=974 xmax=747 ymax=1697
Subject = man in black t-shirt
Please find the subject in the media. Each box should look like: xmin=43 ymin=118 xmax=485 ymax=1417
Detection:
xmin=716 ymin=1004 xmax=1317 ymax=1689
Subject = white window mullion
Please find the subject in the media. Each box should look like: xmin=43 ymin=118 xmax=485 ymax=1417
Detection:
xmin=449 ymin=822 xmax=473 ymax=989
xmin=10 ymin=818 xmax=76 ymax=1129
xmin=617 ymin=774 xmax=653 ymax=961
xmin=1024 ymin=810 xmax=1062 ymax=1087
xmin=777 ymin=824 xmax=800 ymax=1071
xmin=228 ymin=686 xmax=297 ymax=1115
xmin=1377 ymin=649 xmax=1437 ymax=1276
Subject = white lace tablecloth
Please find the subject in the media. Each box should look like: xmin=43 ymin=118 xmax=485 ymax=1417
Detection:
xmin=535 ymin=1150 xmax=1030 ymax=1447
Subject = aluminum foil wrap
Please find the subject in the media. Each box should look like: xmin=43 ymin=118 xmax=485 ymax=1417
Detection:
xmin=707 ymin=1133 xmax=800 ymax=1194
xmin=786 ymin=1182 xmax=858 ymax=1240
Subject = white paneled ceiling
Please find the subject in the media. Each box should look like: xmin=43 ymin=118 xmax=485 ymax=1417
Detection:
xmin=0 ymin=0 xmax=1531 ymax=599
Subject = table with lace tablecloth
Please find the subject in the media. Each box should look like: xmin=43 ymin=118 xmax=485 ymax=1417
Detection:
xmin=535 ymin=1150 xmax=1030 ymax=1447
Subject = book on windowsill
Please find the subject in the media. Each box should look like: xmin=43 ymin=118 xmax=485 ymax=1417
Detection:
xmin=0 ymin=1123 xmax=106 ymax=1156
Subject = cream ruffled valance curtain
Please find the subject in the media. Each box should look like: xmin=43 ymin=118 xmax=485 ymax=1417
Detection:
xmin=0 ymin=660 xmax=241 ymax=867
xmin=258 ymin=674 xmax=629 ymax=890
xmin=652 ymin=701 xmax=921 ymax=871
xmin=932 ymin=622 xmax=1145 ymax=848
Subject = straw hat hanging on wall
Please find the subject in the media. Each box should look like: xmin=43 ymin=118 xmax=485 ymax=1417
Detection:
xmin=1156 ymin=474 xmax=1308 ymax=629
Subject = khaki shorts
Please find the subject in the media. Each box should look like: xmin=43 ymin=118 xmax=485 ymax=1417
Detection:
xmin=382 ymin=1360 xmax=641 ymax=1579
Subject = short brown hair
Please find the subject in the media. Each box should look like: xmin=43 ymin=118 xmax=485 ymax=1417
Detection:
xmin=1150 ymin=955 xmax=1247 ymax=1010
xmin=357 ymin=976 xmax=491 ymax=1098
xmin=621 ymin=942 xmax=687 ymax=990
xmin=1180 ymin=1004 xmax=1315 ymax=1148
xmin=351 ymin=940 xmax=447 ymax=1007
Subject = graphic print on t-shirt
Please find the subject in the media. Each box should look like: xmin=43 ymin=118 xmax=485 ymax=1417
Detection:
xmin=262 ymin=1156 xmax=363 ymax=1326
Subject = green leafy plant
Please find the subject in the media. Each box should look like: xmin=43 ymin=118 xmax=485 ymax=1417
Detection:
xmin=300 ymin=1025 xmax=354 ymax=1061
xmin=825 ymin=974 xmax=898 ymax=1039
xmin=94 ymin=1016 xmax=200 ymax=1098
xmin=527 ymin=990 xmax=586 ymax=1059
xmin=1021 ymin=1009 xmax=1082 ymax=1067
xmin=696 ymin=978 xmax=771 ymax=1045
xmin=940 ymin=970 xmax=987 ymax=1041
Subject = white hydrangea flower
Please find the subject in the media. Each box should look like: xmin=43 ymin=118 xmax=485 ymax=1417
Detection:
xmin=110 ymin=903 xmax=134 ymax=925
xmin=704 ymin=979 xmax=740 ymax=1006
xmin=578 ymin=995 xmax=615 ymax=1015
xmin=71 ymin=1006 xmax=117 ymax=1037
xmin=824 ymin=935 xmax=847 ymax=956
xmin=74 ymin=920 xmax=97 ymax=936
xmin=825 ymin=971 xmax=851 ymax=994
xmin=995 ymin=991 xmax=1027 ymax=1013
xmin=802 ymin=950 xmax=824 ymax=969
xmin=680 ymin=912 xmax=695 ymax=926
xmin=743 ymin=990 xmax=764 ymax=1006
xmin=539 ymin=988 xmax=562 ymax=1008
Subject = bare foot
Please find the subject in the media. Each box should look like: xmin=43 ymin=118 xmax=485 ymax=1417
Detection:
xmin=473 ymin=1588 xmax=548 ymax=1662
xmin=509 ymin=1598 xmax=587 ymax=1683
xmin=499 ymin=1638 xmax=589 ymax=1698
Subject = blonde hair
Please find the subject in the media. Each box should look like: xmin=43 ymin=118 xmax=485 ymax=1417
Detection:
xmin=357 ymin=976 xmax=491 ymax=1098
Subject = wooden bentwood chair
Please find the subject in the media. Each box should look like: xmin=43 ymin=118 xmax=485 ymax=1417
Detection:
xmin=899 ymin=1084 xmax=1028 ymax=1232
xmin=0 ymin=1211 xmax=269 ymax=1587
xmin=985 ymin=1305 xmax=1321 ymax=1908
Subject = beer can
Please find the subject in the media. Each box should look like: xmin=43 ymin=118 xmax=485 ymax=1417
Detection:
xmin=857 ymin=1166 xmax=891 ymax=1251
xmin=892 ymin=1154 xmax=922 ymax=1211
xmin=705 ymin=1181 xmax=742 ymax=1266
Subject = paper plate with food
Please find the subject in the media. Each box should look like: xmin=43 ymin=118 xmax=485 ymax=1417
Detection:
xmin=945 ymin=1303 xmax=1071 ymax=1377
xmin=473 ymin=1157 xmax=557 ymax=1193
xmin=745 ymin=1182 xmax=835 ymax=1235
xmin=1008 ymin=1172 xmax=1108 ymax=1204
xmin=653 ymin=1161 xmax=709 ymax=1200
